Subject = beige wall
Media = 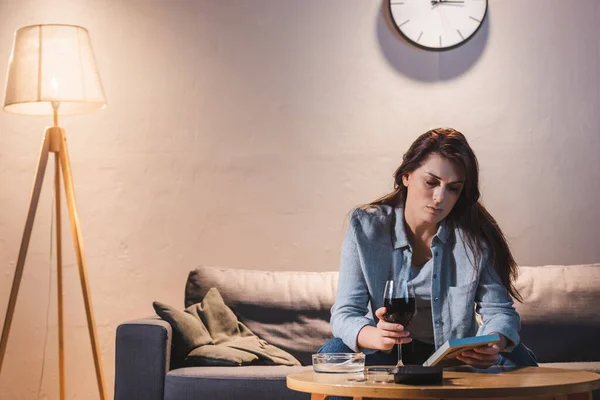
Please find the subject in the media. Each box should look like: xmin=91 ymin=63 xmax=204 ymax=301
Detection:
xmin=0 ymin=0 xmax=599 ymax=398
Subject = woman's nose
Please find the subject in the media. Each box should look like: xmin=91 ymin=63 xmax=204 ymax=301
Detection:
xmin=434 ymin=188 xmax=445 ymax=204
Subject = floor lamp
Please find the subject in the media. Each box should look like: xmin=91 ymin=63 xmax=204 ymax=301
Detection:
xmin=0 ymin=24 xmax=107 ymax=400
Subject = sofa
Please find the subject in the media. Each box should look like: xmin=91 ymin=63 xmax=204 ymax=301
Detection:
xmin=114 ymin=263 xmax=600 ymax=400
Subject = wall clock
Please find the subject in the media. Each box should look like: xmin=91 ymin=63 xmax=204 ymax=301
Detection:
xmin=388 ymin=0 xmax=488 ymax=51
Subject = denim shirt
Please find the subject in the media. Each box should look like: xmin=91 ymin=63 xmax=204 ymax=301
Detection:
xmin=330 ymin=205 xmax=520 ymax=354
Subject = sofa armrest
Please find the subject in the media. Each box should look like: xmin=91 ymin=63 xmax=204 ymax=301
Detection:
xmin=114 ymin=318 xmax=172 ymax=400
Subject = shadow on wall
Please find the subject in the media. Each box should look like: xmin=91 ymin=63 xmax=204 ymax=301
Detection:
xmin=376 ymin=0 xmax=490 ymax=82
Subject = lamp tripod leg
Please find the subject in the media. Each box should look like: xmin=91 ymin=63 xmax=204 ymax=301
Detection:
xmin=0 ymin=130 xmax=51 ymax=375
xmin=57 ymin=128 xmax=107 ymax=400
xmin=54 ymin=152 xmax=65 ymax=400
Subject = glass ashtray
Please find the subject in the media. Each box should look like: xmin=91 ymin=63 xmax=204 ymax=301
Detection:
xmin=312 ymin=353 xmax=365 ymax=373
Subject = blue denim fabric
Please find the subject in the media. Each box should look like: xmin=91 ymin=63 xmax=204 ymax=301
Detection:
xmin=330 ymin=206 xmax=521 ymax=354
xmin=497 ymin=342 xmax=538 ymax=367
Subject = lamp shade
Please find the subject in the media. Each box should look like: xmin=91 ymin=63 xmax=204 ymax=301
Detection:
xmin=3 ymin=24 xmax=106 ymax=116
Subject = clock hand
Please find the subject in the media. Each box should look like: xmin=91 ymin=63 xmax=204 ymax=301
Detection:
xmin=431 ymin=0 xmax=464 ymax=6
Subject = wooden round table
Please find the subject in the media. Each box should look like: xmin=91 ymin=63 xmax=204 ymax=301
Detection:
xmin=287 ymin=366 xmax=600 ymax=400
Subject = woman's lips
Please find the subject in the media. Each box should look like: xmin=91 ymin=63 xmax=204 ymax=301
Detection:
xmin=427 ymin=206 xmax=443 ymax=214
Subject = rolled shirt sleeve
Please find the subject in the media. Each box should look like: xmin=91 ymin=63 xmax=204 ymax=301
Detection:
xmin=475 ymin=255 xmax=521 ymax=352
xmin=330 ymin=215 xmax=377 ymax=354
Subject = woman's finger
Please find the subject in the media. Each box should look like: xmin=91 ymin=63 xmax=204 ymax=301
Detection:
xmin=379 ymin=330 xmax=411 ymax=339
xmin=460 ymin=350 xmax=497 ymax=361
xmin=398 ymin=337 xmax=413 ymax=344
xmin=380 ymin=337 xmax=398 ymax=348
xmin=380 ymin=333 xmax=412 ymax=344
xmin=376 ymin=321 xmax=406 ymax=332
xmin=374 ymin=307 xmax=387 ymax=320
xmin=473 ymin=345 xmax=500 ymax=355
xmin=457 ymin=355 xmax=495 ymax=368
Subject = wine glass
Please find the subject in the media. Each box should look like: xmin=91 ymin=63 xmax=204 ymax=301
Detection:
xmin=383 ymin=279 xmax=417 ymax=367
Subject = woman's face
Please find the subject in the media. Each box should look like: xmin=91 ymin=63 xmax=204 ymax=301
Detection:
xmin=402 ymin=153 xmax=464 ymax=225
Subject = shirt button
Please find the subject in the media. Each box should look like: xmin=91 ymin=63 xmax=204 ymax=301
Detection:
xmin=433 ymin=274 xmax=437 ymax=279
xmin=434 ymin=297 xmax=439 ymax=302
xmin=434 ymin=251 xmax=438 ymax=257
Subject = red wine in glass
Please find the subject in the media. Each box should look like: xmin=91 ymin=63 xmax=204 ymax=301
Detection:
xmin=383 ymin=297 xmax=416 ymax=327
xmin=383 ymin=280 xmax=417 ymax=367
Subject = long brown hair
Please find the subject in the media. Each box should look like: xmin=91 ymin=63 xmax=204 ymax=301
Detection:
xmin=363 ymin=127 xmax=522 ymax=302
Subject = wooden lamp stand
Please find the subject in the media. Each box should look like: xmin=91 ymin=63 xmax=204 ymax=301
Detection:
xmin=0 ymin=111 xmax=107 ymax=400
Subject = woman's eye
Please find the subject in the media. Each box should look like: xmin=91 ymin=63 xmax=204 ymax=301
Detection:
xmin=426 ymin=181 xmax=437 ymax=187
xmin=449 ymin=186 xmax=460 ymax=192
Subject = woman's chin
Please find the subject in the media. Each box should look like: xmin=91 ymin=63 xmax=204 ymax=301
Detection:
xmin=423 ymin=215 xmax=437 ymax=224
xmin=424 ymin=212 xmax=444 ymax=224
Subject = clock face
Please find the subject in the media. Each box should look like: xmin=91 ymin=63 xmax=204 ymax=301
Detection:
xmin=389 ymin=0 xmax=488 ymax=51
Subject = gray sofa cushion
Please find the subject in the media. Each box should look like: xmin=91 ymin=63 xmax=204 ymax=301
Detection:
xmin=515 ymin=264 xmax=600 ymax=363
xmin=185 ymin=266 xmax=338 ymax=365
xmin=164 ymin=366 xmax=311 ymax=400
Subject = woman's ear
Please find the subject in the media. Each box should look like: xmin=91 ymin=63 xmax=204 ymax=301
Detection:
xmin=401 ymin=173 xmax=410 ymax=187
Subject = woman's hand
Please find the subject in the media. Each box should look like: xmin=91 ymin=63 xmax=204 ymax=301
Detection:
xmin=357 ymin=307 xmax=412 ymax=351
xmin=456 ymin=333 xmax=506 ymax=368
xmin=456 ymin=344 xmax=500 ymax=368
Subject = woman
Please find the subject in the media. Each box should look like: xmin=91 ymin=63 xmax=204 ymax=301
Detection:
xmin=321 ymin=127 xmax=537 ymax=368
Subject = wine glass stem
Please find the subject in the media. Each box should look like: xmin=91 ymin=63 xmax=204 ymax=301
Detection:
xmin=397 ymin=343 xmax=404 ymax=367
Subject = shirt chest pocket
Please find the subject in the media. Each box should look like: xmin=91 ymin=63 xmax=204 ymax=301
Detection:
xmin=448 ymin=281 xmax=478 ymax=297
xmin=446 ymin=281 xmax=478 ymax=326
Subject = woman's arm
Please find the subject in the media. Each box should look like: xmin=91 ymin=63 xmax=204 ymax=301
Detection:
xmin=475 ymin=255 xmax=521 ymax=352
xmin=331 ymin=211 xmax=412 ymax=353
xmin=457 ymin=261 xmax=515 ymax=368
xmin=330 ymin=215 xmax=377 ymax=353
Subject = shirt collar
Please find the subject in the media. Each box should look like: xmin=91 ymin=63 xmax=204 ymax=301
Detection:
xmin=393 ymin=207 xmax=450 ymax=250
